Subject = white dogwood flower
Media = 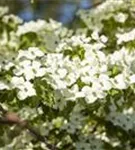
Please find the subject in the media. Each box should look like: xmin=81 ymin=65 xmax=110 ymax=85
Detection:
xmin=18 ymin=47 xmax=44 ymax=60
xmin=10 ymin=76 xmax=25 ymax=88
xmin=113 ymin=74 xmax=128 ymax=89
xmin=17 ymin=81 xmax=36 ymax=100
xmin=81 ymin=86 xmax=97 ymax=103
xmin=114 ymin=13 xmax=128 ymax=23
xmin=0 ymin=81 xmax=10 ymax=90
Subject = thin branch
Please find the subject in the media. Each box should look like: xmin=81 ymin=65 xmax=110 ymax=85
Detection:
xmin=26 ymin=125 xmax=57 ymax=150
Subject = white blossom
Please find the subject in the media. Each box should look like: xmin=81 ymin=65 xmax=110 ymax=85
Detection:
xmin=81 ymin=86 xmax=97 ymax=103
xmin=18 ymin=47 xmax=44 ymax=60
xmin=113 ymin=74 xmax=128 ymax=89
xmin=114 ymin=13 xmax=128 ymax=23
xmin=10 ymin=76 xmax=25 ymax=88
xmin=116 ymin=29 xmax=135 ymax=44
xmin=17 ymin=81 xmax=36 ymax=100
xmin=129 ymin=74 xmax=135 ymax=84
xmin=16 ymin=20 xmax=46 ymax=36
xmin=0 ymin=81 xmax=10 ymax=90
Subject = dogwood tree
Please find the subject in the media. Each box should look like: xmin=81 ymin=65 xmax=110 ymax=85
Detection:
xmin=0 ymin=0 xmax=135 ymax=149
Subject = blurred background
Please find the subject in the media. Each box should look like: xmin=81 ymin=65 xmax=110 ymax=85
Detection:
xmin=0 ymin=0 xmax=103 ymax=25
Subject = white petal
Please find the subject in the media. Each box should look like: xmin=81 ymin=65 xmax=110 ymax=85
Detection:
xmin=129 ymin=75 xmax=135 ymax=84
xmin=0 ymin=81 xmax=9 ymax=90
